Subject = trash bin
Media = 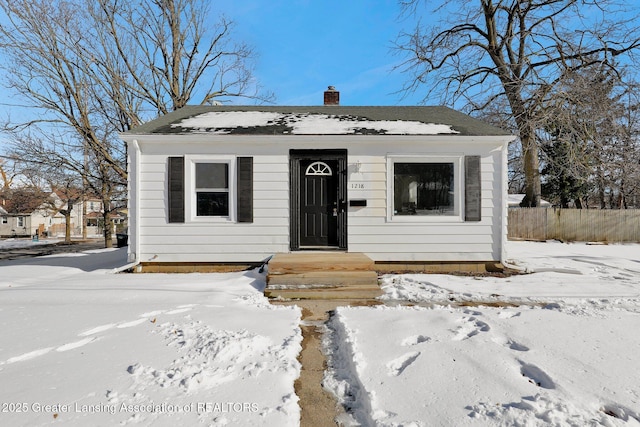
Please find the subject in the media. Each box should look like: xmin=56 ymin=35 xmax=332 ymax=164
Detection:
xmin=116 ymin=233 xmax=128 ymax=248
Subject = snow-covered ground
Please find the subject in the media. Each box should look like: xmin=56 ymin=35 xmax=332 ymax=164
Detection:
xmin=0 ymin=247 xmax=301 ymax=426
xmin=0 ymin=238 xmax=62 ymax=250
xmin=0 ymin=240 xmax=639 ymax=426
xmin=324 ymin=241 xmax=640 ymax=426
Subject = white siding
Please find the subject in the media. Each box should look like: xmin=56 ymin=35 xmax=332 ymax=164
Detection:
xmin=345 ymin=141 xmax=505 ymax=262
xmin=134 ymin=141 xmax=290 ymax=263
xmin=129 ymin=135 xmax=508 ymax=263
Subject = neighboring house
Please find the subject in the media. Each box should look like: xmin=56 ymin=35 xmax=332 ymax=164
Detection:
xmin=0 ymin=204 xmax=28 ymax=237
xmin=122 ymin=89 xmax=514 ymax=269
xmin=508 ymin=194 xmax=552 ymax=208
xmin=43 ymin=189 xmax=78 ymax=237
xmin=85 ymin=210 xmax=126 ymax=232
xmin=0 ymin=188 xmax=113 ymax=238
xmin=46 ymin=189 xmax=123 ymax=237
xmin=0 ymin=212 xmax=31 ymax=237
xmin=0 ymin=191 xmax=45 ymax=237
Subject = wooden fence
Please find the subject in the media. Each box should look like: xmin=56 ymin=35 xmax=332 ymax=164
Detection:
xmin=48 ymin=223 xmax=74 ymax=237
xmin=508 ymin=208 xmax=640 ymax=242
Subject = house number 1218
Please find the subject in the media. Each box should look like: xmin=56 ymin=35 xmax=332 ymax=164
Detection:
xmin=350 ymin=183 xmax=365 ymax=189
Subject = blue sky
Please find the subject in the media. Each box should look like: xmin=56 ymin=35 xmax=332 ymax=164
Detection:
xmin=217 ymin=0 xmax=425 ymax=106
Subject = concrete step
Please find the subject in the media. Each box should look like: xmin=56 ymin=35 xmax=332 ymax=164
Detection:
xmin=267 ymin=270 xmax=379 ymax=288
xmin=268 ymin=252 xmax=374 ymax=275
xmin=266 ymin=271 xmax=381 ymax=300
xmin=265 ymin=286 xmax=382 ymax=300
xmin=265 ymin=252 xmax=381 ymax=300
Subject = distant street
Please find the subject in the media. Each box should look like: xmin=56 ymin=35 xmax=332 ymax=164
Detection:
xmin=0 ymin=238 xmax=109 ymax=261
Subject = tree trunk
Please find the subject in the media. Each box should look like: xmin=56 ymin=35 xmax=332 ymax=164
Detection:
xmin=574 ymin=198 xmax=583 ymax=209
xmin=103 ymin=211 xmax=113 ymax=248
xmin=64 ymin=212 xmax=71 ymax=243
xmin=596 ymin=166 xmax=606 ymax=209
xmin=519 ymin=130 xmax=542 ymax=207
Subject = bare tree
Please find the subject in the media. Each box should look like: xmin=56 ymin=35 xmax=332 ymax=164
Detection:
xmin=396 ymin=0 xmax=640 ymax=206
xmin=89 ymin=0 xmax=270 ymax=119
xmin=0 ymin=158 xmax=17 ymax=193
xmin=0 ymin=0 xmax=128 ymax=184
xmin=0 ymin=0 xmax=267 ymax=247
xmin=5 ymin=129 xmax=124 ymax=246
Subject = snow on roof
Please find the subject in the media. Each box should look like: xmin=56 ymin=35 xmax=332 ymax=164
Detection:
xmin=124 ymin=106 xmax=513 ymax=137
xmin=173 ymin=111 xmax=459 ymax=135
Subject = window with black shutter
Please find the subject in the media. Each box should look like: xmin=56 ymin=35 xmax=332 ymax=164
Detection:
xmin=167 ymin=156 xmax=253 ymax=223
xmin=388 ymin=155 xmax=481 ymax=222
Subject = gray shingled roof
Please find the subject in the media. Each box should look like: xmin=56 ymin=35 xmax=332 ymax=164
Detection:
xmin=125 ymin=105 xmax=511 ymax=136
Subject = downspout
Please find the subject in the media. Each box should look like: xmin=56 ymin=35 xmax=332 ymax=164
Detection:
xmin=501 ymin=138 xmax=509 ymax=265
xmin=129 ymin=139 xmax=142 ymax=268
xmin=500 ymin=136 xmax=527 ymax=273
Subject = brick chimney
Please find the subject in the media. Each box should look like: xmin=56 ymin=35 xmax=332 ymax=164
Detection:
xmin=324 ymin=86 xmax=339 ymax=106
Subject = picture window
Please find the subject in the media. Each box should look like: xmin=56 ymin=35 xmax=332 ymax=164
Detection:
xmin=394 ymin=162 xmax=455 ymax=216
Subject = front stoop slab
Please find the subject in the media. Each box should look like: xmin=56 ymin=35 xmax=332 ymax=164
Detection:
xmin=266 ymin=253 xmax=381 ymax=300
xmin=268 ymin=252 xmax=375 ymax=274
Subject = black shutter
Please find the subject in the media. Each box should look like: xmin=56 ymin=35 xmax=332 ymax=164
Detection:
xmin=237 ymin=157 xmax=253 ymax=223
xmin=168 ymin=156 xmax=185 ymax=223
xmin=289 ymin=156 xmax=300 ymax=250
xmin=464 ymin=156 xmax=481 ymax=222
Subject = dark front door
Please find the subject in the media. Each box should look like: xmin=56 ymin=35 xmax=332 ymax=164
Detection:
xmin=290 ymin=150 xmax=347 ymax=250
xmin=300 ymin=159 xmax=338 ymax=247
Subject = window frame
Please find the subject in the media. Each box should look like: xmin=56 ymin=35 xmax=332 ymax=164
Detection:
xmin=185 ymin=155 xmax=236 ymax=222
xmin=387 ymin=155 xmax=464 ymax=222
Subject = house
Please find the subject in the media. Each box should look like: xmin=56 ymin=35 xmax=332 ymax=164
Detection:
xmin=0 ymin=211 xmax=31 ymax=238
xmin=0 ymin=187 xmax=117 ymax=238
xmin=121 ymin=88 xmax=514 ymax=271
xmin=0 ymin=204 xmax=25 ymax=237
xmin=0 ymin=189 xmax=47 ymax=237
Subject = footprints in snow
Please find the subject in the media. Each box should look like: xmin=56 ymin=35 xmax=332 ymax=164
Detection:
xmin=6 ymin=347 xmax=55 ymax=364
xmin=451 ymin=314 xmax=490 ymax=341
xmin=387 ymin=351 xmax=421 ymax=376
xmin=518 ymin=360 xmax=555 ymax=389
xmin=385 ymin=334 xmax=431 ymax=377
xmin=385 ymin=309 xmax=529 ymax=378
xmin=4 ymin=337 xmax=100 ymax=364
xmin=401 ymin=334 xmax=431 ymax=346
xmin=491 ymin=335 xmax=530 ymax=352
xmin=1 ymin=304 xmax=198 ymax=366
xmin=127 ymin=323 xmax=276 ymax=393
xmin=79 ymin=324 xmax=116 ymax=337
xmin=56 ymin=337 xmax=97 ymax=352
xmin=449 ymin=310 xmax=553 ymax=391
xmin=451 ymin=310 xmax=530 ymax=354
